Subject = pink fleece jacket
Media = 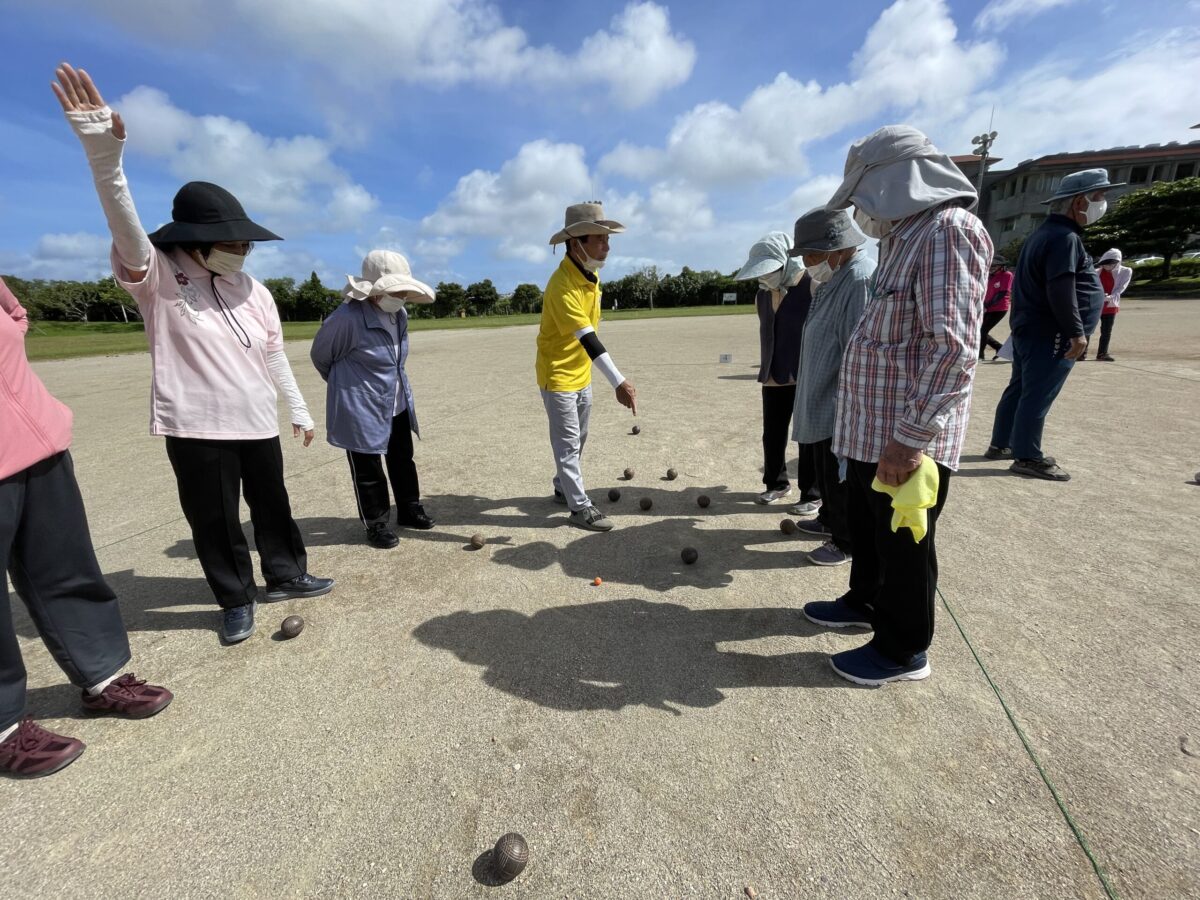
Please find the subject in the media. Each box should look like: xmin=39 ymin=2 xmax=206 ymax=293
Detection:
xmin=0 ymin=278 xmax=73 ymax=480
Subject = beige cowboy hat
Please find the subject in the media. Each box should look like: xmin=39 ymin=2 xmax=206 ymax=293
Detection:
xmin=548 ymin=201 xmax=626 ymax=246
xmin=344 ymin=250 xmax=436 ymax=304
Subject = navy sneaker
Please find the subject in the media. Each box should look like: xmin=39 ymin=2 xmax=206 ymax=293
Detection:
xmin=794 ymin=518 xmax=832 ymax=538
xmin=222 ymin=601 xmax=256 ymax=643
xmin=830 ymin=643 xmax=931 ymax=686
xmin=264 ymin=574 xmax=335 ymax=602
xmin=802 ymin=598 xmax=872 ymax=629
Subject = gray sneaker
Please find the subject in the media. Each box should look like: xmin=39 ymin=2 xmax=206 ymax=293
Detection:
xmin=569 ymin=506 xmax=614 ymax=532
xmin=553 ymin=489 xmax=568 ymax=505
xmin=1011 ymin=458 xmax=1070 ymax=482
xmin=808 ymin=541 xmax=851 ymax=567
xmin=756 ymin=487 xmax=793 ymax=505
xmin=787 ymin=498 xmax=822 ymax=517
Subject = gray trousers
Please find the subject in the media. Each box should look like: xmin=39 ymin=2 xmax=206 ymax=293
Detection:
xmin=1 ymin=451 xmax=130 ymax=730
xmin=541 ymin=386 xmax=592 ymax=512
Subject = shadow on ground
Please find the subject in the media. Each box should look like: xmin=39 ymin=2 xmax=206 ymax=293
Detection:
xmin=413 ymin=597 xmax=845 ymax=713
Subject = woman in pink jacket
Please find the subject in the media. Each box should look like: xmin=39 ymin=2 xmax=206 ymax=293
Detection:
xmin=0 ymin=278 xmax=171 ymax=778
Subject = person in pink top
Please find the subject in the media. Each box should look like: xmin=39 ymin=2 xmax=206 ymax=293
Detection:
xmin=0 ymin=277 xmax=172 ymax=779
xmin=980 ymin=257 xmax=1012 ymax=360
xmin=54 ymin=62 xmax=334 ymax=644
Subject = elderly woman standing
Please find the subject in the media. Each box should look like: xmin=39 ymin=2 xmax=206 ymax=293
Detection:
xmin=733 ymin=233 xmax=821 ymax=511
xmin=55 ymin=63 xmax=333 ymax=645
xmin=311 ymin=251 xmax=436 ymax=549
xmin=1 ymin=277 xmax=172 ymax=778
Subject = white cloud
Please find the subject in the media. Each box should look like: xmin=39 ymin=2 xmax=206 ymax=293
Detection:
xmin=924 ymin=28 xmax=1200 ymax=166
xmin=245 ymin=245 xmax=333 ymax=284
xmin=975 ymin=0 xmax=1082 ymax=32
xmin=0 ymin=232 xmax=112 ymax=280
xmin=117 ymin=86 xmax=378 ymax=235
xmin=78 ymin=0 xmax=694 ymax=109
xmin=600 ymin=0 xmax=1002 ymax=186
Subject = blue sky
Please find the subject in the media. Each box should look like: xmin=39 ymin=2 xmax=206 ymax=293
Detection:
xmin=1 ymin=0 xmax=1197 ymax=291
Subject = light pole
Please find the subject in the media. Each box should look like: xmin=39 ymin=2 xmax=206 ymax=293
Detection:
xmin=970 ymin=130 xmax=998 ymax=198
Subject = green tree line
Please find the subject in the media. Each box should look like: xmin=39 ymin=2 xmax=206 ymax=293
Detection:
xmin=2 ymin=265 xmax=757 ymax=323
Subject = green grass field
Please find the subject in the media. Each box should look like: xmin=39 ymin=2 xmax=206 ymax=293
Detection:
xmin=22 ymin=305 xmax=756 ymax=361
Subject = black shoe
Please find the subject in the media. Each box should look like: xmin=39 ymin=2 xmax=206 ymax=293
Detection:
xmin=983 ymin=445 xmax=1013 ymax=460
xmin=264 ymin=573 xmax=335 ymax=602
xmin=1097 ymin=353 xmax=1115 ymax=362
xmin=366 ymin=522 xmax=399 ymax=549
xmin=396 ymin=503 xmax=435 ymax=530
xmin=221 ymin=601 xmax=256 ymax=643
xmin=1010 ymin=458 xmax=1071 ymax=482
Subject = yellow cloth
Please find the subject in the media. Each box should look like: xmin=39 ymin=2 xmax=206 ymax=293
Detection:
xmin=871 ymin=456 xmax=940 ymax=543
xmin=535 ymin=256 xmax=601 ymax=392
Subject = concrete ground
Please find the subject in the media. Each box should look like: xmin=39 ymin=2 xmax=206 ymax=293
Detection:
xmin=2 ymin=297 xmax=1198 ymax=899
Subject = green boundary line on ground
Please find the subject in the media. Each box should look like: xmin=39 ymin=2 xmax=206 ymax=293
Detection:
xmin=937 ymin=586 xmax=1120 ymax=900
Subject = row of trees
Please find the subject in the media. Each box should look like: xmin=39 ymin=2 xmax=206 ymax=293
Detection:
xmin=2 ymin=264 xmax=758 ymax=323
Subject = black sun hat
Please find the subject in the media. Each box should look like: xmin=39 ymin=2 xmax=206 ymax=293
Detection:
xmin=146 ymin=181 xmax=283 ymax=247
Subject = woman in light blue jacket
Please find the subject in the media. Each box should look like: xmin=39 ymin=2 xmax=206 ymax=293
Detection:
xmin=311 ymin=251 xmax=436 ymax=549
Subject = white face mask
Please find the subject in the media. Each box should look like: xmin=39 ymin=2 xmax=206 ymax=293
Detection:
xmin=377 ymin=296 xmax=405 ymax=314
xmin=808 ymin=260 xmax=835 ymax=284
xmin=574 ymin=241 xmax=605 ymax=273
xmin=853 ymin=208 xmax=891 ymax=239
xmin=202 ymin=247 xmax=246 ymax=276
xmin=1081 ymin=197 xmax=1108 ymax=225
xmin=758 ymin=269 xmax=783 ymax=291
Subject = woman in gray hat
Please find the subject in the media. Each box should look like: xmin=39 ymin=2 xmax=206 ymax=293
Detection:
xmin=786 ymin=208 xmax=875 ymax=567
xmin=733 ymin=233 xmax=821 ymax=511
xmin=55 ymin=63 xmax=334 ymax=644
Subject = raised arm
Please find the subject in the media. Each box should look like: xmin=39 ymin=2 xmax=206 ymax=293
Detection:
xmin=52 ymin=63 xmax=151 ymax=283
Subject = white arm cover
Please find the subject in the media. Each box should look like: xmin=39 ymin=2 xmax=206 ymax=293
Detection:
xmin=65 ymin=107 xmax=152 ymax=272
xmin=266 ymin=349 xmax=314 ymax=430
xmin=592 ymin=352 xmax=625 ymax=389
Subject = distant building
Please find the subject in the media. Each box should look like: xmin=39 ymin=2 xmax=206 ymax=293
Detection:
xmin=953 ymin=141 xmax=1200 ymax=248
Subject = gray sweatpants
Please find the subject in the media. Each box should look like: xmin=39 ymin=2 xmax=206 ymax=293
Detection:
xmin=541 ymin=386 xmax=592 ymax=512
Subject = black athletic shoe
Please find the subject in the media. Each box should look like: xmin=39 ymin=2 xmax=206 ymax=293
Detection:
xmin=264 ymin=574 xmax=335 ymax=602
xmin=1011 ymin=458 xmax=1071 ymax=482
xmin=396 ymin=503 xmax=435 ymax=530
xmin=366 ymin=522 xmax=399 ymax=549
xmin=983 ymin=445 xmax=1013 ymax=460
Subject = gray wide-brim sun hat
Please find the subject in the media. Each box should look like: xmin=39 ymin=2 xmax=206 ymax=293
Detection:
xmin=734 ymin=231 xmax=792 ymax=281
xmin=1042 ymin=168 xmax=1126 ymax=204
xmin=549 ymin=201 xmax=626 ymax=245
xmin=787 ymin=207 xmax=865 ymax=257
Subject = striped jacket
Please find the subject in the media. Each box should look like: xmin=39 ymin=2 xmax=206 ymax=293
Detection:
xmin=833 ymin=203 xmax=993 ymax=471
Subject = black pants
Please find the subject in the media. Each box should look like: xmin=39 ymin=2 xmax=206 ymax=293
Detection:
xmin=165 ymin=436 xmax=306 ymax=609
xmin=980 ymin=310 xmax=1007 ymax=356
xmin=1097 ymin=314 xmax=1116 ymax=357
xmin=1 ymin=452 xmax=130 ymax=729
xmin=762 ymin=385 xmax=818 ymax=499
xmin=347 ymin=410 xmax=420 ymax=525
xmin=806 ymin=438 xmax=851 ymax=552
xmin=841 ymin=458 xmax=951 ymax=665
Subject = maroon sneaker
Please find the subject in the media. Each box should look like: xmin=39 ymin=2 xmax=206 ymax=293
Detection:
xmin=0 ymin=718 xmax=86 ymax=778
xmin=82 ymin=673 xmax=173 ymax=719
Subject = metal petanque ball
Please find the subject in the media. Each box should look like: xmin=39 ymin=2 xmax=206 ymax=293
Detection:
xmin=608 ymin=488 xmax=621 ymax=502
xmin=780 ymin=518 xmax=798 ymax=535
xmin=697 ymin=494 xmax=711 ymax=508
xmin=666 ymin=468 xmax=678 ymax=481
xmin=632 ymin=425 xmax=641 ymax=435
xmin=681 ymin=547 xmax=698 ymax=565
xmin=280 ymin=615 xmax=304 ymax=639
xmin=624 ymin=467 xmax=635 ymax=480
xmin=639 ymin=497 xmax=653 ymax=511
xmin=492 ymin=832 xmax=529 ymax=882
xmin=469 ymin=533 xmax=486 ymax=549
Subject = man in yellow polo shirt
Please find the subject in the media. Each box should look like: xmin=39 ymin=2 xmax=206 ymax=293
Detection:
xmin=537 ymin=201 xmax=637 ymax=531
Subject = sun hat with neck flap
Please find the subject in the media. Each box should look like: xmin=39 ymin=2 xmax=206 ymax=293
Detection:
xmin=146 ymin=181 xmax=283 ymax=247
xmin=549 ymin=201 xmax=626 ymax=246
xmin=344 ymin=250 xmax=436 ymax=304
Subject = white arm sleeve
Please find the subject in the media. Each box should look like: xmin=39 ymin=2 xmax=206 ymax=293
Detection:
xmin=574 ymin=325 xmax=625 ymax=388
xmin=266 ymin=349 xmax=314 ymax=430
xmin=65 ymin=107 xmax=152 ymax=272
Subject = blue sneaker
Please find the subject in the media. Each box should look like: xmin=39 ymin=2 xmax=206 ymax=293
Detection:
xmin=222 ymin=601 xmax=256 ymax=644
xmin=830 ymin=643 xmax=930 ymax=686
xmin=802 ymin=598 xmax=872 ymax=629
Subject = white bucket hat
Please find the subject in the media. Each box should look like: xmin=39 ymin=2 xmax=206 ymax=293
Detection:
xmin=549 ymin=201 xmax=626 ymax=246
xmin=344 ymin=250 xmax=436 ymax=304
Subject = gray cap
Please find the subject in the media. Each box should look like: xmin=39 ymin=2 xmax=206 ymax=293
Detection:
xmin=1043 ymin=168 xmax=1125 ymax=204
xmin=787 ymin=207 xmax=865 ymax=257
